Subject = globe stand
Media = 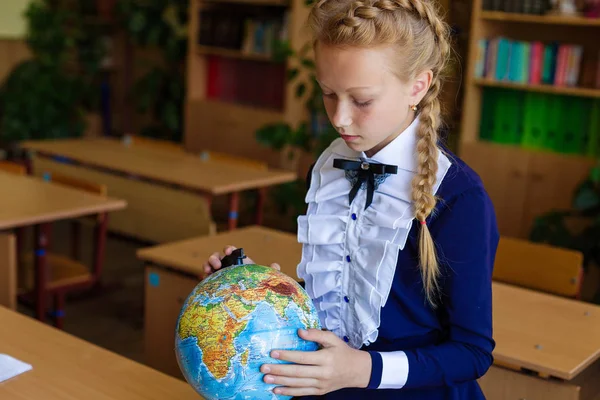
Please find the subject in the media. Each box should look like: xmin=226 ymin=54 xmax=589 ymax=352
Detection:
xmin=220 ymin=248 xmax=247 ymax=268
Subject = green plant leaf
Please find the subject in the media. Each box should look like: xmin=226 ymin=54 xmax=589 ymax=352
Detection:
xmin=529 ymin=211 xmax=577 ymax=249
xmin=301 ymin=58 xmax=315 ymax=69
xmin=591 ymin=165 xmax=600 ymax=183
xmin=287 ymin=68 xmax=299 ymax=81
xmin=573 ymin=180 xmax=600 ymax=212
xmin=255 ymin=122 xmax=292 ymax=150
xmin=295 ymin=82 xmax=306 ymax=98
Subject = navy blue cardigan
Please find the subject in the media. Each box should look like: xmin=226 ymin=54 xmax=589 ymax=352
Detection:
xmin=300 ymin=150 xmax=499 ymax=399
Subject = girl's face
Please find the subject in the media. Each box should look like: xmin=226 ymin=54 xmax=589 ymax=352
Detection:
xmin=315 ymin=42 xmax=431 ymax=157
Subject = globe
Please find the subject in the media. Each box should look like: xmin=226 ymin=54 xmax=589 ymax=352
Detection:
xmin=175 ymin=263 xmax=322 ymax=400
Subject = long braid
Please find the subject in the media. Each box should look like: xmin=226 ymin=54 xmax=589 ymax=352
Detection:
xmin=309 ymin=0 xmax=452 ymax=306
xmin=412 ymin=77 xmax=444 ymax=306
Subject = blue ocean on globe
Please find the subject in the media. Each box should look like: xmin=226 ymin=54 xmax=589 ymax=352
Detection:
xmin=175 ymin=264 xmax=321 ymax=400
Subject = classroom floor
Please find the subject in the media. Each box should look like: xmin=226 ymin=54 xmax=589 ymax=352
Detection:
xmin=14 ymin=200 xmax=296 ymax=371
xmin=17 ymin=221 xmax=147 ymax=365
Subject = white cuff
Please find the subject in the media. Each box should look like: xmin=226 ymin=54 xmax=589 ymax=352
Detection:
xmin=378 ymin=351 xmax=409 ymax=389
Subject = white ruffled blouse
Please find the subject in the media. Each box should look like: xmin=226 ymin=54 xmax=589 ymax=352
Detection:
xmin=296 ymin=117 xmax=451 ymax=350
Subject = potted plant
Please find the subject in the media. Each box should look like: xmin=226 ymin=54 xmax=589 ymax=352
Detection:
xmin=530 ymin=161 xmax=600 ymax=304
xmin=116 ymin=0 xmax=189 ymax=142
xmin=0 ymin=0 xmax=95 ymax=160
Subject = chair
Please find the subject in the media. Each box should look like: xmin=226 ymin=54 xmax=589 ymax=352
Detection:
xmin=0 ymin=160 xmax=27 ymax=175
xmin=200 ymin=150 xmax=268 ymax=171
xmin=0 ymin=233 xmax=17 ymax=310
xmin=126 ymin=134 xmax=268 ymax=170
xmin=199 ymin=151 xmax=269 ymax=229
xmin=19 ymin=171 xmax=109 ymax=329
xmin=126 ymin=134 xmax=186 ymax=153
xmin=0 ymin=161 xmax=27 ymax=266
xmin=493 ymin=236 xmax=584 ymax=299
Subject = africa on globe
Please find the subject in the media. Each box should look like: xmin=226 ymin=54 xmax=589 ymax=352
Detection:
xmin=175 ymin=263 xmax=321 ymax=400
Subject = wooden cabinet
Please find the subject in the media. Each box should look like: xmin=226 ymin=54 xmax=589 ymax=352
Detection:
xmin=144 ymin=266 xmax=199 ymax=379
xmin=460 ymin=141 xmax=531 ymax=238
xmin=458 ymin=0 xmax=600 ymax=240
xmin=461 ymin=141 xmax=595 ymax=238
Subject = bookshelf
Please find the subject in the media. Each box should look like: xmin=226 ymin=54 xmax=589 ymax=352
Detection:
xmin=481 ymin=11 xmax=600 ymax=26
xmin=183 ymin=0 xmax=309 ymax=169
xmin=459 ymin=0 xmax=600 ymax=239
xmin=474 ymin=78 xmax=600 ymax=98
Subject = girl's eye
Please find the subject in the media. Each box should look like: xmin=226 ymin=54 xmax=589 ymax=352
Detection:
xmin=322 ymin=92 xmax=336 ymax=99
xmin=354 ymin=100 xmax=372 ymax=108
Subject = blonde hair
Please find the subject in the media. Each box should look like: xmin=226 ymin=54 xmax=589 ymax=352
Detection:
xmin=309 ymin=0 xmax=451 ymax=306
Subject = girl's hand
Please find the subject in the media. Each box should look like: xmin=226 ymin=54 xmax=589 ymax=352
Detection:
xmin=201 ymin=245 xmax=281 ymax=278
xmin=261 ymin=328 xmax=372 ymax=397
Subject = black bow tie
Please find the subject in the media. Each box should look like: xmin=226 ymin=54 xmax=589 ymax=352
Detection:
xmin=333 ymin=159 xmax=398 ymax=210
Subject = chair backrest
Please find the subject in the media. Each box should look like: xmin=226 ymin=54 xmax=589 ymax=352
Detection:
xmin=0 ymin=233 xmax=17 ymax=310
xmin=128 ymin=134 xmax=185 ymax=153
xmin=0 ymin=161 xmax=27 ymax=175
xmin=43 ymin=171 xmax=107 ymax=197
xmin=42 ymin=171 xmax=109 ymax=280
xmin=202 ymin=151 xmax=268 ymax=171
xmin=493 ymin=236 xmax=584 ymax=298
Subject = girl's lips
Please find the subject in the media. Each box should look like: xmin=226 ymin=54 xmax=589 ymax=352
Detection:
xmin=341 ymin=134 xmax=359 ymax=142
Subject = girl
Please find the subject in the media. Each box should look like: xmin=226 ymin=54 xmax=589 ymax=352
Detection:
xmin=204 ymin=0 xmax=499 ymax=398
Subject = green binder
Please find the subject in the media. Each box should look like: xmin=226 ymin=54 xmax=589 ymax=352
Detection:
xmin=521 ymin=92 xmax=547 ymax=150
xmin=560 ymin=97 xmax=591 ymax=154
xmin=543 ymin=95 xmax=562 ymax=152
xmin=586 ymin=100 xmax=600 ymax=157
xmin=479 ymin=89 xmax=497 ymax=141
xmin=493 ymin=89 xmax=524 ymax=144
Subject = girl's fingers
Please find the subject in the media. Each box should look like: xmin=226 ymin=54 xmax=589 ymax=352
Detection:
xmin=223 ymin=245 xmax=237 ymax=255
xmin=264 ymin=375 xmax=319 ymax=388
xmin=208 ymin=252 xmax=222 ymax=269
xmin=272 ymin=386 xmax=322 ymax=397
xmin=261 ymin=363 xmax=321 ymax=378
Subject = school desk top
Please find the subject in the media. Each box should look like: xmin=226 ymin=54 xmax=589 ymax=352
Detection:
xmin=136 ymin=225 xmax=302 ymax=280
xmin=0 ymin=171 xmax=126 ymax=230
xmin=492 ymin=281 xmax=600 ymax=380
xmin=0 ymin=306 xmax=201 ymax=400
xmin=21 ymin=138 xmax=297 ymax=195
xmin=139 ymin=227 xmax=600 ymax=381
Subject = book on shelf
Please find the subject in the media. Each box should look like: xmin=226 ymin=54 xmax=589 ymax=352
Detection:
xmin=480 ymin=88 xmax=600 ymax=157
xmin=475 ymin=37 xmax=600 ymax=89
xmin=482 ymin=0 xmax=550 ymax=15
xmin=206 ymin=56 xmax=286 ymax=111
xmin=198 ymin=8 xmax=289 ymax=58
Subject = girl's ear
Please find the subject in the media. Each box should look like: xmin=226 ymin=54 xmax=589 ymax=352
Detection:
xmin=410 ymin=69 xmax=433 ymax=106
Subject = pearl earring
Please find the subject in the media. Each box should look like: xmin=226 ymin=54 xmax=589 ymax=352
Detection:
xmin=410 ymin=105 xmax=418 ymax=111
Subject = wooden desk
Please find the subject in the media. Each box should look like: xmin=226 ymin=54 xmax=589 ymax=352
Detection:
xmin=136 ymin=226 xmax=301 ymax=378
xmin=137 ymin=225 xmax=302 ymax=279
xmin=0 ymin=306 xmax=201 ymax=400
xmin=0 ymin=171 xmax=126 ymax=320
xmin=21 ymin=138 xmax=297 ymax=231
xmin=0 ymin=171 xmax=125 ymax=230
xmin=480 ymin=282 xmax=600 ymax=400
xmin=138 ymin=228 xmax=600 ymax=398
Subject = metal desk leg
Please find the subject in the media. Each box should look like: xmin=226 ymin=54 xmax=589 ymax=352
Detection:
xmin=35 ymin=223 xmax=51 ymax=322
xmin=255 ymin=188 xmax=267 ymax=225
xmin=228 ymin=192 xmax=240 ymax=230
